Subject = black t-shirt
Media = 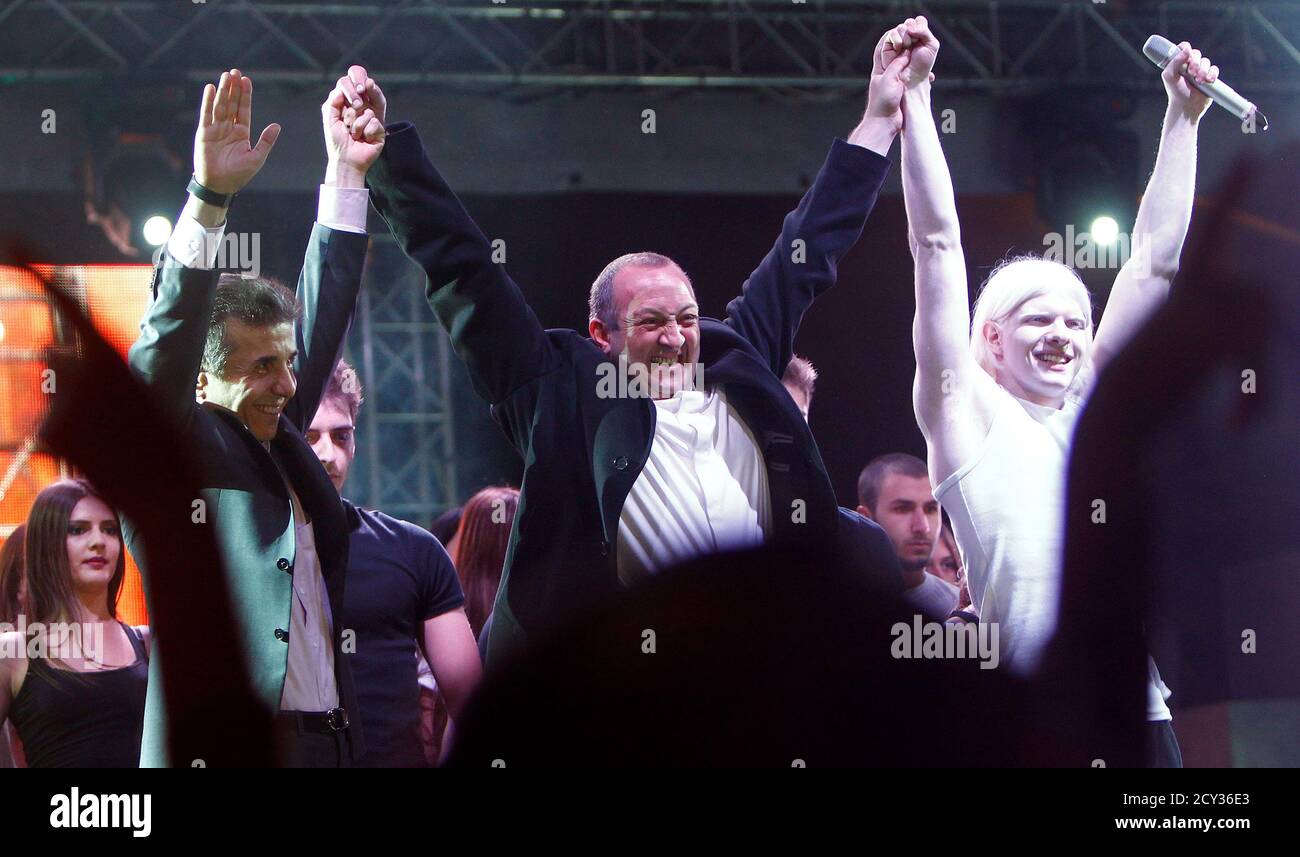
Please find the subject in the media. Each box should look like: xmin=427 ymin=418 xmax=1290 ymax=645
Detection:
xmin=8 ymin=622 xmax=148 ymax=767
xmin=341 ymin=501 xmax=464 ymax=767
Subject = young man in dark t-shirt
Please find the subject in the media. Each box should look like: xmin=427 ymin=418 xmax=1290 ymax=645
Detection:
xmin=308 ymin=361 xmax=482 ymax=766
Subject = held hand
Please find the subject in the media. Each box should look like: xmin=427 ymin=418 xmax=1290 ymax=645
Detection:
xmin=865 ymin=27 xmax=913 ymax=127
xmin=896 ymin=16 xmax=939 ymax=88
xmin=194 ymin=69 xmax=281 ymax=195
xmin=866 ymin=18 xmax=938 ymax=127
xmin=873 ymin=22 xmax=906 ymax=76
xmin=323 ymin=65 xmax=386 ymax=183
xmin=1162 ymin=42 xmax=1218 ymax=122
xmin=341 ymin=63 xmax=387 ymax=126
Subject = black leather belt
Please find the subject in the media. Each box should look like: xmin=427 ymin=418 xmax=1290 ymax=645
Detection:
xmin=279 ymin=707 xmax=350 ymax=734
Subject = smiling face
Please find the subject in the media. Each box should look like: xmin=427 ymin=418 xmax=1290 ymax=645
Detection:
xmin=307 ymin=396 xmax=356 ymax=494
xmin=65 ymin=496 xmax=121 ymax=594
xmin=197 ymin=319 xmax=298 ymax=442
xmin=589 ymin=264 xmax=701 ymax=399
xmin=985 ymin=290 xmax=1091 ymax=407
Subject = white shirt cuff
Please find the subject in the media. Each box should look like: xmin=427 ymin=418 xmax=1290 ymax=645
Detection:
xmin=165 ymin=214 xmax=226 ymax=270
xmin=318 ymin=185 xmax=369 ymax=234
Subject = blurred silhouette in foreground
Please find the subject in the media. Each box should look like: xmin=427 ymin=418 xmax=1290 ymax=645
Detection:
xmin=448 ymin=541 xmax=1042 ymax=767
xmin=1050 ymin=143 xmax=1300 ymax=767
xmin=24 ymin=257 xmax=272 ymax=766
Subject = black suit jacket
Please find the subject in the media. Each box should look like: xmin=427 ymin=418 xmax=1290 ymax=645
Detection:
xmin=367 ymin=123 xmax=894 ymax=663
xmin=125 ymin=223 xmax=367 ymax=765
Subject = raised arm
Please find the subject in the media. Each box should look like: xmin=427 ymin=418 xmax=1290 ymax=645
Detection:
xmin=286 ymin=67 xmax=384 ymax=429
xmin=1090 ymin=42 xmax=1215 ymax=375
xmin=722 ymin=44 xmax=905 ymax=376
xmin=364 ymin=117 xmax=555 ymax=408
xmin=896 ymin=19 xmax=995 ymax=471
xmin=128 ymin=258 xmax=220 ymax=428
xmin=128 ymin=70 xmax=279 ymax=425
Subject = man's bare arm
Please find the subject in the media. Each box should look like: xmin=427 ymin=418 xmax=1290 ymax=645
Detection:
xmin=422 ymin=608 xmax=482 ymax=764
xmin=1092 ymin=42 xmax=1216 ymax=374
xmin=894 ymin=20 xmax=987 ymax=442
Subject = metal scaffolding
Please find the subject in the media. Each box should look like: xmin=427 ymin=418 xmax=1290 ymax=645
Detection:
xmin=349 ymin=236 xmax=459 ymax=521
xmin=2 ymin=1 xmax=1299 ymax=93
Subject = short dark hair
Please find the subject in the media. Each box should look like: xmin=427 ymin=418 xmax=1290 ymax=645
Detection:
xmin=589 ymin=252 xmax=692 ymax=328
xmin=202 ymin=274 xmax=300 ymax=376
xmin=323 ymin=359 xmax=364 ymax=422
xmin=857 ymin=453 xmax=929 ymax=511
xmin=428 ymin=507 xmax=463 ymax=546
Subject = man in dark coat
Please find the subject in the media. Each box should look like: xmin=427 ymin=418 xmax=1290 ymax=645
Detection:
xmin=354 ymin=36 xmax=910 ymax=664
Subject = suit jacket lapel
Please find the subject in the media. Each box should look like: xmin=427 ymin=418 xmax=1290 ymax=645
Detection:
xmin=203 ymin=404 xmax=348 ymax=608
xmin=270 ymin=422 xmax=349 ymax=609
xmin=588 ymin=321 xmax=833 ymax=556
xmin=592 ymin=396 xmax=655 ymax=549
xmin=697 ymin=333 xmax=836 ymax=543
xmin=202 ymin=404 xmax=289 ymax=502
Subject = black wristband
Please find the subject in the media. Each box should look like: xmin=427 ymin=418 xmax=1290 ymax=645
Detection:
xmin=187 ymin=175 xmax=235 ymax=208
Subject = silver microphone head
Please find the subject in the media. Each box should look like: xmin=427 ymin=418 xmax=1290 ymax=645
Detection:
xmin=1142 ymin=34 xmax=1178 ymax=68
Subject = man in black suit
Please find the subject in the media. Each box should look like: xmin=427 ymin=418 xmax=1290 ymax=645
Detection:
xmin=125 ymin=67 xmax=385 ymax=766
xmin=353 ymin=30 xmax=911 ymax=664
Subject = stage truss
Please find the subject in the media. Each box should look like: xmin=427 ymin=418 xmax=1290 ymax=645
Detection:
xmin=1 ymin=1 xmax=1298 ymax=95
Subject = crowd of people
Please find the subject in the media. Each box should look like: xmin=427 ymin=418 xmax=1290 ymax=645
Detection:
xmin=0 ymin=15 xmax=1232 ymax=767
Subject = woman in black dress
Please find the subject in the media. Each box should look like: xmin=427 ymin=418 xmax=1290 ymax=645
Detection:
xmin=0 ymin=479 xmax=149 ymax=767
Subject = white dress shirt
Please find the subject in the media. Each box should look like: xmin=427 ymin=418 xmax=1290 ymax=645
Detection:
xmin=278 ymin=481 xmax=339 ymax=712
xmin=617 ymin=388 xmax=770 ymax=585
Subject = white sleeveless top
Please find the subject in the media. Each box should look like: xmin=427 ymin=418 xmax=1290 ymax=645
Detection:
xmin=934 ymin=386 xmax=1171 ymax=720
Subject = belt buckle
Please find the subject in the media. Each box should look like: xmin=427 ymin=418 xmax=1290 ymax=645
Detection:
xmin=324 ymin=707 xmax=349 ymax=732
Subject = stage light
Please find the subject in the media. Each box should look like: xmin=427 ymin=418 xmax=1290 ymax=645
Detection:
xmin=1035 ymin=139 xmax=1135 ymax=239
xmin=85 ymin=137 xmax=184 ymax=258
xmin=1026 ymin=92 xmax=1139 ymax=248
xmin=142 ymin=215 xmax=173 ymax=247
xmin=1090 ymin=216 xmax=1120 ymax=246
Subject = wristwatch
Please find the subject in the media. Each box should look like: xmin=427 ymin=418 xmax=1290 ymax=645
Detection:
xmin=187 ymin=175 xmax=235 ymax=208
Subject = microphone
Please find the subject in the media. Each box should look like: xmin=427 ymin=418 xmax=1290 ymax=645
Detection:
xmin=1142 ymin=35 xmax=1268 ymax=130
